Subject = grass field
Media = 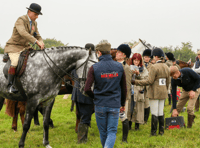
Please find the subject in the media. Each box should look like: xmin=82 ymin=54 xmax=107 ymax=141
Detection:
xmin=0 ymin=95 xmax=200 ymax=148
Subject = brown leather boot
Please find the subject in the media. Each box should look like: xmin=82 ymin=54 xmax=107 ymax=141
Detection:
xmin=187 ymin=114 xmax=195 ymax=128
xmin=7 ymin=66 xmax=18 ymax=94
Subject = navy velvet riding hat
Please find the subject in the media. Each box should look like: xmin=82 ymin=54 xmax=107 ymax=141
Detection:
xmin=165 ymin=52 xmax=174 ymax=60
xmin=152 ymin=48 xmax=164 ymax=57
xmin=142 ymin=49 xmax=152 ymax=57
xmin=27 ymin=3 xmax=42 ymax=15
xmin=117 ymin=44 xmax=131 ymax=58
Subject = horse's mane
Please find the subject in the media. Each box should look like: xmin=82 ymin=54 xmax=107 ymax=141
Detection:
xmin=177 ymin=60 xmax=187 ymax=64
xmin=45 ymin=46 xmax=85 ymax=51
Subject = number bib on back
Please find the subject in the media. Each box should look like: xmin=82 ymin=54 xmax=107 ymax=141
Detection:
xmin=159 ymin=78 xmax=166 ymax=85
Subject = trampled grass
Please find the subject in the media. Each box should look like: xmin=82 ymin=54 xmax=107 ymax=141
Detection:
xmin=0 ymin=95 xmax=200 ymax=148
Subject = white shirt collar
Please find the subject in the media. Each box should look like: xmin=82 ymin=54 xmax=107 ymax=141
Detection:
xmin=27 ymin=14 xmax=31 ymax=22
xmin=119 ymin=60 xmax=124 ymax=64
xmin=156 ymin=60 xmax=162 ymax=63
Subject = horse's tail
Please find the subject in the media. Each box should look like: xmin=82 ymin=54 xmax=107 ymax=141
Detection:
xmin=0 ymin=97 xmax=5 ymax=111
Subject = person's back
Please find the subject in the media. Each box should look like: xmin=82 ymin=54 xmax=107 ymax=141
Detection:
xmin=92 ymin=54 xmax=124 ymax=108
xmin=84 ymin=41 xmax=127 ymax=148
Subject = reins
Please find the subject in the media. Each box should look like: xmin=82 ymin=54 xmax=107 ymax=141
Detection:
xmin=42 ymin=50 xmax=79 ymax=88
xmin=42 ymin=48 xmax=97 ymax=89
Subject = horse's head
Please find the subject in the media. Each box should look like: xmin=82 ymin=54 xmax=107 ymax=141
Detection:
xmin=131 ymin=39 xmax=152 ymax=58
xmin=177 ymin=60 xmax=194 ymax=69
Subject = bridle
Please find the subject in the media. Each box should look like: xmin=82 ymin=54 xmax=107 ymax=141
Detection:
xmin=42 ymin=48 xmax=97 ymax=89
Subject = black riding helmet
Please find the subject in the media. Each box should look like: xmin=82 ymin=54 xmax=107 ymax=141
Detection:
xmin=165 ymin=52 xmax=174 ymax=60
xmin=151 ymin=48 xmax=164 ymax=58
xmin=117 ymin=44 xmax=131 ymax=58
xmin=142 ymin=49 xmax=151 ymax=57
xmin=85 ymin=43 xmax=95 ymax=51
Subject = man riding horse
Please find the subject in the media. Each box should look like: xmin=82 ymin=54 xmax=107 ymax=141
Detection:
xmin=4 ymin=3 xmax=44 ymax=93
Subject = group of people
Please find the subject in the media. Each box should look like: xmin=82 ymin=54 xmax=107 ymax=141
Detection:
xmin=3 ymin=3 xmax=200 ymax=148
xmin=78 ymin=42 xmax=200 ymax=148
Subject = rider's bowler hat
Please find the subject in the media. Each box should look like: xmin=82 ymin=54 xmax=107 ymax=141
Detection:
xmin=26 ymin=3 xmax=42 ymax=15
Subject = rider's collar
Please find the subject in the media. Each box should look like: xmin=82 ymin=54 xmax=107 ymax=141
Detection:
xmin=27 ymin=14 xmax=31 ymax=22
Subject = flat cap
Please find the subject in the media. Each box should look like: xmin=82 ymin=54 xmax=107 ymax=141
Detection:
xmin=95 ymin=42 xmax=111 ymax=52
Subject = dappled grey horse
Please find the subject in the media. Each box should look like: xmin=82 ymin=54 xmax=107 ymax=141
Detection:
xmin=0 ymin=46 xmax=98 ymax=148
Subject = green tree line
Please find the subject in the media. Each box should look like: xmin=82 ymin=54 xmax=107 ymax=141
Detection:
xmin=0 ymin=39 xmax=198 ymax=63
xmin=161 ymin=42 xmax=196 ymax=63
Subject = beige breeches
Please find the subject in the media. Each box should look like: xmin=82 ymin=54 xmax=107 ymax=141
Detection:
xmin=8 ymin=49 xmax=25 ymax=67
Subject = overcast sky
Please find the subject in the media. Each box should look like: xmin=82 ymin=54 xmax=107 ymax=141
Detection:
xmin=1 ymin=0 xmax=200 ymax=51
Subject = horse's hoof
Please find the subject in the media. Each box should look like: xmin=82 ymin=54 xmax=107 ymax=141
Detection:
xmin=46 ymin=144 xmax=52 ymax=148
xmin=34 ymin=122 xmax=40 ymax=126
xmin=49 ymin=124 xmax=54 ymax=128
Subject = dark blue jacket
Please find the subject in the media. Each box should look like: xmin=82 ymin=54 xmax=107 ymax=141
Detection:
xmin=172 ymin=67 xmax=200 ymax=109
xmin=71 ymin=70 xmax=93 ymax=104
xmin=84 ymin=54 xmax=127 ymax=108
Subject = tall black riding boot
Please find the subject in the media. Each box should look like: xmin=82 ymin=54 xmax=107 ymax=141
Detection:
xmin=7 ymin=66 xmax=18 ymax=94
xmin=135 ymin=123 xmax=140 ymax=131
xmin=158 ymin=115 xmax=164 ymax=135
xmin=144 ymin=107 xmax=150 ymax=124
xmin=151 ymin=115 xmax=158 ymax=136
xmin=168 ymin=94 xmax=171 ymax=105
xmin=122 ymin=119 xmax=129 ymax=143
xmin=129 ymin=121 xmax=132 ymax=130
xmin=77 ymin=123 xmax=88 ymax=143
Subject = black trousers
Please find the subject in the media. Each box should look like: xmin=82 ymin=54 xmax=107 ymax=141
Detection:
xmin=77 ymin=102 xmax=94 ymax=126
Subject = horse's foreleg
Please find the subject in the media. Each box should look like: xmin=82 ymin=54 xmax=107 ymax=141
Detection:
xmin=18 ymin=105 xmax=36 ymax=148
xmin=43 ymin=100 xmax=54 ymax=147
xmin=38 ymin=102 xmax=54 ymax=128
xmin=0 ymin=97 xmax=5 ymax=111
xmin=34 ymin=107 xmax=40 ymax=126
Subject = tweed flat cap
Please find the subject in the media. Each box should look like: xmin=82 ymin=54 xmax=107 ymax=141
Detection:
xmin=95 ymin=42 xmax=111 ymax=52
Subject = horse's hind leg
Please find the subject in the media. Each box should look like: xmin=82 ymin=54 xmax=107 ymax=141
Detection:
xmin=20 ymin=111 xmax=25 ymax=127
xmin=43 ymin=99 xmax=54 ymax=147
xmin=18 ymin=103 xmax=37 ymax=148
xmin=0 ymin=97 xmax=5 ymax=111
xmin=12 ymin=107 xmax=19 ymax=132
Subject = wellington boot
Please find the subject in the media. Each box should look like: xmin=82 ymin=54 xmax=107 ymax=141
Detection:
xmin=77 ymin=123 xmax=88 ymax=143
xmin=122 ymin=119 xmax=129 ymax=143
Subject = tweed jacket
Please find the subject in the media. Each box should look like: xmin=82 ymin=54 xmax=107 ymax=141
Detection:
xmin=4 ymin=15 xmax=43 ymax=53
xmin=144 ymin=62 xmax=153 ymax=72
xmin=135 ymin=61 xmax=170 ymax=100
xmin=134 ymin=66 xmax=148 ymax=102
xmin=165 ymin=60 xmax=173 ymax=68
xmin=122 ymin=62 xmax=132 ymax=101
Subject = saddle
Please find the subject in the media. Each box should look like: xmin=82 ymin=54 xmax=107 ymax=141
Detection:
xmin=3 ymin=48 xmax=35 ymax=78
xmin=3 ymin=48 xmax=35 ymax=100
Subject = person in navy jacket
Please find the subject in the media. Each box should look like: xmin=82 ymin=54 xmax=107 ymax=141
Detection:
xmin=170 ymin=66 xmax=200 ymax=128
xmin=84 ymin=40 xmax=127 ymax=148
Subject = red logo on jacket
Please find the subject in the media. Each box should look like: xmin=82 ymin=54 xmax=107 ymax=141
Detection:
xmin=101 ymin=72 xmax=118 ymax=79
